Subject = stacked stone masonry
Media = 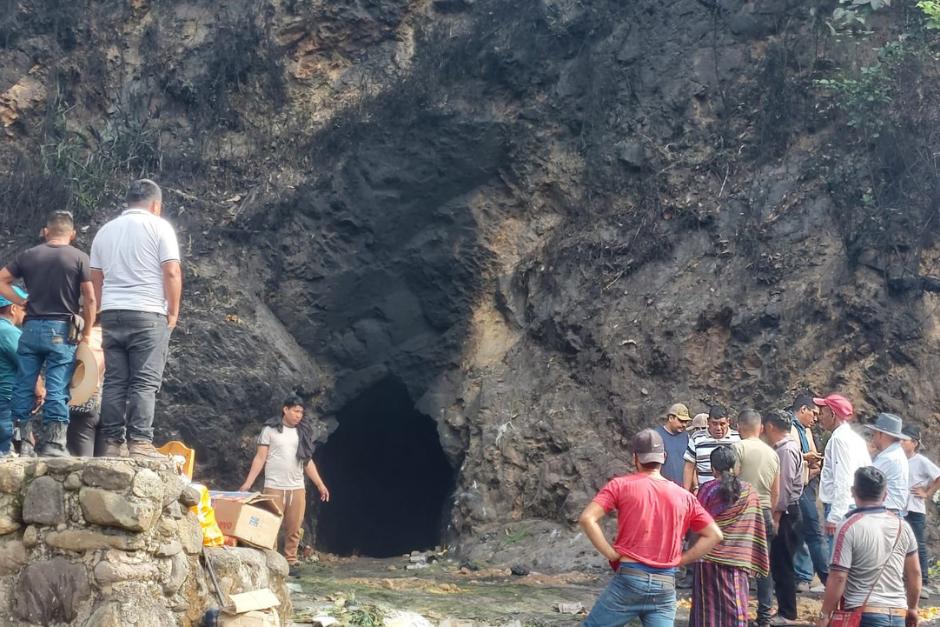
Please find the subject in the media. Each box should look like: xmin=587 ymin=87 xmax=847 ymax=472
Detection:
xmin=0 ymin=458 xmax=290 ymax=626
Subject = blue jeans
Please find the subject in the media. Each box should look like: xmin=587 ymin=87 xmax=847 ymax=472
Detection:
xmin=99 ymin=311 xmax=171 ymax=443
xmin=906 ymin=512 xmax=929 ymax=585
xmin=584 ymin=567 xmax=676 ymax=627
xmin=0 ymin=397 xmax=11 ymax=454
xmin=796 ymin=485 xmax=829 ymax=583
xmin=860 ymin=614 xmax=904 ymax=627
xmin=12 ymin=320 xmax=76 ymax=425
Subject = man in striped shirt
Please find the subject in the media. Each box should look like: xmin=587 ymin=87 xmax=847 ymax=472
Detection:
xmin=683 ymin=404 xmax=740 ymax=492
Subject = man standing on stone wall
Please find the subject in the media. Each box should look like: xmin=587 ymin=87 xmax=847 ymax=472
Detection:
xmin=91 ymin=179 xmax=182 ymax=460
xmin=0 ymin=211 xmax=96 ymax=456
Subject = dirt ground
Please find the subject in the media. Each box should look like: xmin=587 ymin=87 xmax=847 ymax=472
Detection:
xmin=286 ymin=555 xmax=940 ymax=626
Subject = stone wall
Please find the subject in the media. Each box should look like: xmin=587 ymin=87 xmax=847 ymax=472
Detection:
xmin=0 ymin=458 xmax=290 ymax=626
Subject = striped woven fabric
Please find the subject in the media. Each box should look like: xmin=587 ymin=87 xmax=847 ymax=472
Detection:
xmin=697 ymin=479 xmax=771 ymax=577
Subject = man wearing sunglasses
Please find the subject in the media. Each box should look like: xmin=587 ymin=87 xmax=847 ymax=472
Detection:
xmin=0 ymin=210 xmax=96 ymax=456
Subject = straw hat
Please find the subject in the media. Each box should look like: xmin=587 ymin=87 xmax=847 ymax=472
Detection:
xmin=69 ymin=343 xmax=101 ymax=406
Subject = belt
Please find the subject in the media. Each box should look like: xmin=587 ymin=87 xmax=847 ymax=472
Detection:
xmin=618 ymin=567 xmax=675 ymax=585
xmin=858 ymin=607 xmax=908 ymax=617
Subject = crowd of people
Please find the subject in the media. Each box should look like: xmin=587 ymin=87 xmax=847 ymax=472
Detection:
xmin=0 ymin=179 xmax=180 ymax=460
xmin=581 ymin=397 xmax=940 ymax=627
xmin=0 ymin=180 xmax=331 ymax=571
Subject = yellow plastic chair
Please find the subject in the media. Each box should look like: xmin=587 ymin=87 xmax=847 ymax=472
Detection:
xmin=157 ymin=440 xmax=195 ymax=480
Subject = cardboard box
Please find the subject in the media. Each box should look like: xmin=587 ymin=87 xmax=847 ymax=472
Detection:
xmin=210 ymin=491 xmax=282 ymax=550
xmin=219 ymin=587 xmax=281 ymax=626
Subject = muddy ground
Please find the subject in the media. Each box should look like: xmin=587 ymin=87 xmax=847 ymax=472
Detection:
xmin=286 ymin=555 xmax=881 ymax=627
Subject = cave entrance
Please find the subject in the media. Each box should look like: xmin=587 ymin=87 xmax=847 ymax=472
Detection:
xmin=314 ymin=377 xmax=456 ymax=557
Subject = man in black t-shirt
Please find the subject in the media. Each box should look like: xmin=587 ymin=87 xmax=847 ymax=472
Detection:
xmin=0 ymin=211 xmax=96 ymax=456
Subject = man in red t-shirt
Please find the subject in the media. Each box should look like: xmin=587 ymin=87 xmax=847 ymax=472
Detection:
xmin=580 ymin=428 xmax=723 ymax=626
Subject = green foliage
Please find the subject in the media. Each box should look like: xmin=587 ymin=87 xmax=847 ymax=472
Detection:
xmin=815 ymin=41 xmax=908 ymax=138
xmin=917 ymin=0 xmax=940 ymax=29
xmin=347 ymin=606 xmax=386 ymax=627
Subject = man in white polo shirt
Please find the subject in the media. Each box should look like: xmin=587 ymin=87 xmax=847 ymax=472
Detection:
xmin=90 ymin=179 xmax=182 ymax=459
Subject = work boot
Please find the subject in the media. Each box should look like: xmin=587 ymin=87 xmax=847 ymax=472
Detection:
xmin=101 ymin=440 xmax=125 ymax=458
xmin=128 ymin=440 xmax=169 ymax=462
xmin=15 ymin=419 xmax=36 ymax=457
xmin=36 ymin=422 xmax=70 ymax=457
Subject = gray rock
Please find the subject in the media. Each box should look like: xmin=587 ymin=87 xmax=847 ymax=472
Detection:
xmin=79 ymin=488 xmax=156 ymax=532
xmin=22 ymin=475 xmax=65 ymax=526
xmin=178 ymin=512 xmax=203 ymax=554
xmin=0 ymin=538 xmax=27 ymax=575
xmin=163 ymin=552 xmax=189 ymax=596
xmin=164 ymin=501 xmax=184 ymax=519
xmin=162 ymin=473 xmax=186 ymax=507
xmin=179 ymin=485 xmax=201 ymax=507
xmin=82 ymin=461 xmax=135 ymax=490
xmin=43 ymin=458 xmax=84 ymax=474
xmin=64 ymin=472 xmax=82 ymax=490
xmin=0 ymin=493 xmax=21 ymax=535
xmin=22 ymin=524 xmax=38 ymax=547
xmin=155 ymin=539 xmax=182 ymax=557
xmin=85 ymin=598 xmax=176 ymax=627
xmin=264 ymin=549 xmax=289 ymax=578
xmin=12 ymin=557 xmax=90 ymax=624
xmin=93 ymin=558 xmax=159 ymax=585
xmin=45 ymin=529 xmax=142 ymax=552
xmin=615 ymin=141 xmax=647 ymax=170
xmin=0 ymin=461 xmax=26 ymax=493
xmin=132 ymin=468 xmax=163 ymax=500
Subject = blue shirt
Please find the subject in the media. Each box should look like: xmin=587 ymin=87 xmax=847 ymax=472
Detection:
xmin=656 ymin=425 xmax=689 ymax=486
xmin=0 ymin=318 xmax=21 ymax=400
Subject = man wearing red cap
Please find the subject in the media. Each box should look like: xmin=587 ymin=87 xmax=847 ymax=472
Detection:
xmin=580 ymin=428 xmax=723 ymax=626
xmin=817 ymin=394 xmax=871 ymax=554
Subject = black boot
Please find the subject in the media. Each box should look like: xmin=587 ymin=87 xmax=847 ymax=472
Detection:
xmin=37 ymin=422 xmax=70 ymax=457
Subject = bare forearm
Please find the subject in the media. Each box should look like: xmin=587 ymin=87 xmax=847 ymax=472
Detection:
xmin=242 ymin=456 xmax=266 ymax=489
xmin=165 ymin=275 xmax=181 ymax=319
xmin=304 ymin=461 xmax=326 ymax=489
xmin=683 ymin=463 xmax=695 ymax=491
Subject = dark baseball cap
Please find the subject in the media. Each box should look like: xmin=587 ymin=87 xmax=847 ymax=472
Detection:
xmin=902 ymin=424 xmax=921 ymax=441
xmin=633 ymin=428 xmax=666 ymax=464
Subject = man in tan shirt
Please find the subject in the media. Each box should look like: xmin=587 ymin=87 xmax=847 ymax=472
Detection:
xmin=734 ymin=409 xmax=780 ymax=626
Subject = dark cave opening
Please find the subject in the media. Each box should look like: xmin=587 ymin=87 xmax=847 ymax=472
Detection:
xmin=314 ymin=377 xmax=456 ymax=558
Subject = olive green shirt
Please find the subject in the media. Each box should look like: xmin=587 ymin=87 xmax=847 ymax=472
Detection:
xmin=733 ymin=437 xmax=779 ymax=510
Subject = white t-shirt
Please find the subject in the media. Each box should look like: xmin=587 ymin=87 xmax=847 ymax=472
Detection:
xmin=907 ymin=453 xmax=940 ymax=515
xmin=90 ymin=208 xmax=181 ymax=314
xmin=831 ymin=509 xmax=917 ymax=609
xmin=259 ymin=425 xmax=304 ymax=490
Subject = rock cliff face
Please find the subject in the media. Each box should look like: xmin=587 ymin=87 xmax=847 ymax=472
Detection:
xmin=1 ymin=0 xmax=939 ymax=559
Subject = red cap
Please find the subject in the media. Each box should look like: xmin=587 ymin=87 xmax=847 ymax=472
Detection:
xmin=813 ymin=394 xmax=853 ymax=418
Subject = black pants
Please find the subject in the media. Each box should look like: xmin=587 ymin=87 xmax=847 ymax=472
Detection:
xmin=757 ymin=507 xmax=775 ymax=623
xmin=770 ymin=503 xmax=803 ymax=620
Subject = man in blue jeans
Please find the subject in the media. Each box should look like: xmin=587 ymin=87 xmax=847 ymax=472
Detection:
xmin=0 ymin=286 xmax=28 ymax=456
xmin=790 ymin=394 xmax=829 ymax=590
xmin=579 ymin=429 xmax=722 ymax=626
xmin=91 ymin=179 xmax=182 ymax=460
xmin=0 ymin=211 xmax=96 ymax=457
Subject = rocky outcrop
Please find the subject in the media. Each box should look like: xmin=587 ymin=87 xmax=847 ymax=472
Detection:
xmin=0 ymin=458 xmax=290 ymax=626
xmin=1 ymin=0 xmax=939 ymax=562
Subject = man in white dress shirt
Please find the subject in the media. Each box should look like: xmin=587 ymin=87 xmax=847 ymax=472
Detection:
xmin=817 ymin=393 xmax=871 ymax=554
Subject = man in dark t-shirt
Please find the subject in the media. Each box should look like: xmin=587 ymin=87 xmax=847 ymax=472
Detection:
xmin=0 ymin=211 xmax=96 ymax=456
xmin=656 ymin=402 xmax=692 ymax=485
